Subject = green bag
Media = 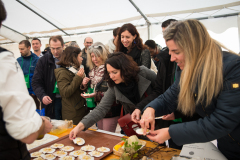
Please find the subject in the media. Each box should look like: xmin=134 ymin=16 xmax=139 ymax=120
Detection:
xmin=53 ymin=81 xmax=60 ymax=94
xmin=24 ymin=74 xmax=30 ymax=88
xmin=21 ymin=57 xmax=32 ymax=89
xmin=86 ymin=87 xmax=96 ymax=108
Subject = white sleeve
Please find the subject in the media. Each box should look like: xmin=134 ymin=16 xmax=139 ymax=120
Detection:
xmin=0 ymin=51 xmax=42 ymax=140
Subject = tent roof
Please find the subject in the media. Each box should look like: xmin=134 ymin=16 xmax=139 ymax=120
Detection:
xmin=1 ymin=0 xmax=240 ymax=44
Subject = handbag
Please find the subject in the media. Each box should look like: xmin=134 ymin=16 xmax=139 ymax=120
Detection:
xmin=117 ymin=92 xmax=149 ymax=137
xmin=86 ymin=86 xmax=96 ymax=108
xmin=117 ymin=107 xmax=141 ymax=137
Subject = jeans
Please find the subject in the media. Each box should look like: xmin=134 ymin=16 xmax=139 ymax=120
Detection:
xmin=54 ymin=98 xmax=62 ymax=120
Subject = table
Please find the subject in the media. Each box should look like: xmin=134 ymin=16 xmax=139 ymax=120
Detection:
xmin=48 ymin=127 xmax=181 ymax=160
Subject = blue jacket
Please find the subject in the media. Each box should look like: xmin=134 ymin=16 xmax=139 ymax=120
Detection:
xmin=17 ymin=52 xmax=39 ymax=94
xmin=144 ymin=51 xmax=240 ymax=159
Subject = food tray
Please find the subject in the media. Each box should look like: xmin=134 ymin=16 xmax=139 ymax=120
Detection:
xmin=113 ymin=140 xmax=146 ymax=157
xmin=29 ymin=130 xmax=122 ymax=160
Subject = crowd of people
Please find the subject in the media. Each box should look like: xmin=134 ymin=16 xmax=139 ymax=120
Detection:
xmin=0 ymin=0 xmax=240 ymax=159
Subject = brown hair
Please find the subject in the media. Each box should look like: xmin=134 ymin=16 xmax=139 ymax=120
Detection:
xmin=49 ymin=35 xmax=64 ymax=47
xmin=57 ymin=46 xmax=81 ymax=68
xmin=0 ymin=0 xmax=6 ymax=25
xmin=105 ymin=52 xmax=140 ymax=87
xmin=115 ymin=23 xmax=146 ymax=52
xmin=32 ymin=37 xmax=41 ymax=44
xmin=19 ymin=40 xmax=31 ymax=48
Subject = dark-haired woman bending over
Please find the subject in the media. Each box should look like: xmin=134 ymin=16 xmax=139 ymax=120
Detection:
xmin=69 ymin=52 xmax=156 ymax=139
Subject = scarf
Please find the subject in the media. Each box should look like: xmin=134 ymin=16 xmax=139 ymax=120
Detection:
xmin=89 ymin=65 xmax=105 ymax=88
xmin=122 ymin=46 xmax=141 ymax=66
xmin=115 ymin=81 xmax=140 ymax=105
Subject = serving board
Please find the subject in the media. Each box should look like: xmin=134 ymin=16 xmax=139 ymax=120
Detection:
xmin=29 ymin=130 xmax=122 ymax=160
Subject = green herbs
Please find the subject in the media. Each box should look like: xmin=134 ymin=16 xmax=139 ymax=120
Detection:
xmin=119 ymin=138 xmax=142 ymax=160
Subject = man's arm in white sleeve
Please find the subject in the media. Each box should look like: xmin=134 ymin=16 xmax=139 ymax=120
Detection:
xmin=0 ymin=51 xmax=43 ymax=143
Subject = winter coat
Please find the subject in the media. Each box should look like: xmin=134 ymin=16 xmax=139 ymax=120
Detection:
xmin=145 ymin=51 xmax=240 ymax=159
xmin=32 ymin=52 xmax=56 ymax=118
xmin=54 ymin=67 xmax=89 ymax=125
xmin=135 ymin=49 xmax=151 ymax=69
xmin=81 ymin=66 xmax=156 ymax=129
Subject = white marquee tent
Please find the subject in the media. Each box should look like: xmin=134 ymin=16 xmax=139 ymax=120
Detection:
xmin=0 ymin=0 xmax=240 ymax=58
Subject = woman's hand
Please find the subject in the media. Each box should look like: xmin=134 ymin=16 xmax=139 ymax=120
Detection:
xmin=77 ymin=68 xmax=85 ymax=78
xmin=81 ymin=92 xmax=96 ymax=99
xmin=140 ymin=107 xmax=155 ymax=135
xmin=131 ymin=109 xmax=141 ymax=123
xmin=82 ymin=77 xmax=90 ymax=86
xmin=69 ymin=122 xmax=85 ymax=140
xmin=162 ymin=112 xmax=175 ymax=121
xmin=147 ymin=128 xmax=171 ymax=144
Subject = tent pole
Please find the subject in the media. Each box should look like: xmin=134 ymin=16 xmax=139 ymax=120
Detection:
xmin=238 ymin=13 xmax=240 ymax=54
xmin=16 ymin=0 xmax=69 ymax=36
xmin=2 ymin=24 xmax=29 ymax=39
xmin=129 ymin=0 xmax=151 ymax=39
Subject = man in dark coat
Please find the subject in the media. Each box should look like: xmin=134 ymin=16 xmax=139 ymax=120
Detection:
xmin=32 ymin=36 xmax=64 ymax=119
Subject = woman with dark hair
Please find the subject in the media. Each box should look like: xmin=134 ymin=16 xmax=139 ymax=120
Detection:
xmin=69 ymin=52 xmax=156 ymax=139
xmin=54 ymin=46 xmax=89 ymax=125
xmin=115 ymin=23 xmax=151 ymax=69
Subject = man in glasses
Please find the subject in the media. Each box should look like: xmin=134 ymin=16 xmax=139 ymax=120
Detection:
xmin=82 ymin=37 xmax=93 ymax=60
xmin=32 ymin=35 xmax=64 ymax=120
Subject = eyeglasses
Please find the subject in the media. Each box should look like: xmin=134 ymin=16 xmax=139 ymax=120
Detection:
xmin=50 ymin=47 xmax=62 ymax=51
xmin=88 ymin=45 xmax=101 ymax=49
xmin=85 ymin=42 xmax=93 ymax=44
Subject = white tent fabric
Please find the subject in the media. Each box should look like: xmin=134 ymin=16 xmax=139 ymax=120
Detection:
xmin=0 ymin=0 xmax=240 ymax=57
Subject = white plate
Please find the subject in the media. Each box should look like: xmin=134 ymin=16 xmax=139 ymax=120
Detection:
xmin=69 ymin=150 xmax=86 ymax=157
xmin=61 ymin=146 xmax=74 ymax=152
xmin=78 ymin=155 xmax=94 ymax=160
xmin=96 ymin=146 xmax=110 ymax=152
xmin=88 ymin=150 xmax=104 ymax=157
xmin=53 ymin=151 xmax=67 ymax=157
xmin=59 ymin=156 xmax=75 ymax=160
xmin=31 ymin=151 xmax=43 ymax=158
xmin=50 ymin=143 xmax=64 ymax=149
xmin=39 ymin=147 xmax=55 ymax=153
xmin=33 ymin=157 xmax=45 ymax=160
xmin=136 ymin=128 xmax=149 ymax=135
xmin=73 ymin=137 xmax=85 ymax=146
xmin=81 ymin=145 xmax=95 ymax=151
xmin=41 ymin=153 xmax=56 ymax=160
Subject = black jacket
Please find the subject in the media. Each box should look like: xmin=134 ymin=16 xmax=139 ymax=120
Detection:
xmin=32 ymin=52 xmax=56 ymax=118
xmin=147 ymin=51 xmax=240 ymax=159
xmin=136 ymin=47 xmax=200 ymax=133
xmin=136 ymin=47 xmax=174 ymax=110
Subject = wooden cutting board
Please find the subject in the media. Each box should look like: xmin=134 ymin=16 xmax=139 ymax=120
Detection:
xmin=30 ymin=130 xmax=122 ymax=160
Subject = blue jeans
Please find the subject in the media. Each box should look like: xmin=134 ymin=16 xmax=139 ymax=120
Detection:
xmin=54 ymin=98 xmax=62 ymax=120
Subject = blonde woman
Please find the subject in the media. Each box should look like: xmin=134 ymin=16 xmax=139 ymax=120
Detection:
xmin=132 ymin=19 xmax=240 ymax=159
xmin=80 ymin=42 xmax=121 ymax=132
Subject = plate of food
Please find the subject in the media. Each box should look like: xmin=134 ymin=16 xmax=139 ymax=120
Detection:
xmin=88 ymin=150 xmax=104 ymax=157
xmin=113 ymin=135 xmax=146 ymax=157
xmin=69 ymin=150 xmax=86 ymax=157
xmin=136 ymin=128 xmax=150 ymax=135
xmin=73 ymin=137 xmax=85 ymax=146
xmin=81 ymin=144 xmax=95 ymax=151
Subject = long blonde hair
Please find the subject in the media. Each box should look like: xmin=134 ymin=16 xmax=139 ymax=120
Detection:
xmin=163 ymin=19 xmax=225 ymax=116
xmin=87 ymin=42 xmax=110 ymax=70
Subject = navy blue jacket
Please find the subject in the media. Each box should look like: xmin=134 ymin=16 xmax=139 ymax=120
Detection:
xmin=145 ymin=51 xmax=240 ymax=159
xmin=17 ymin=52 xmax=39 ymax=95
